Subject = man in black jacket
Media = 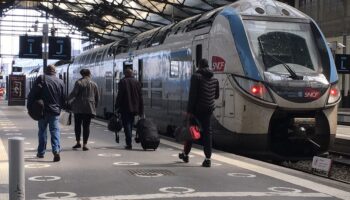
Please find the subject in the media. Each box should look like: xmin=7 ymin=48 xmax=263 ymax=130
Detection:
xmin=115 ymin=68 xmax=144 ymax=150
xmin=179 ymin=58 xmax=219 ymax=167
xmin=27 ymin=65 xmax=66 ymax=162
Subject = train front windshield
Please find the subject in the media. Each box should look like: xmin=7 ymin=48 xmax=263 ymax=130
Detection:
xmin=244 ymin=20 xmax=325 ymax=76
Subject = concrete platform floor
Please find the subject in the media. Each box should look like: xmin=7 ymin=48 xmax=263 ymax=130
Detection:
xmin=0 ymin=102 xmax=350 ymax=200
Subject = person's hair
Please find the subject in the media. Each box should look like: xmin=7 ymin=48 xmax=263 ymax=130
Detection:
xmin=45 ymin=65 xmax=56 ymax=74
xmin=198 ymin=58 xmax=209 ymax=68
xmin=80 ymin=68 xmax=91 ymax=77
xmin=124 ymin=68 xmax=133 ymax=77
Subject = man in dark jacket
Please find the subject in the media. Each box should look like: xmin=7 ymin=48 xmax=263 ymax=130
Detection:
xmin=68 ymin=69 xmax=99 ymax=151
xmin=115 ymin=68 xmax=144 ymax=150
xmin=179 ymin=58 xmax=219 ymax=167
xmin=27 ymin=65 xmax=66 ymax=162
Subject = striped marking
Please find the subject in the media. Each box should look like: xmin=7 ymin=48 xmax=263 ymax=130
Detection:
xmin=161 ymin=140 xmax=350 ymax=200
xmin=32 ymin=191 xmax=330 ymax=200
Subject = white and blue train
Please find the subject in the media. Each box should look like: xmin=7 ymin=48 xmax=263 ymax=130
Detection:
xmin=27 ymin=0 xmax=340 ymax=159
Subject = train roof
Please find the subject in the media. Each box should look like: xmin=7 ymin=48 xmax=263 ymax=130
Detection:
xmin=73 ymin=0 xmax=310 ymax=59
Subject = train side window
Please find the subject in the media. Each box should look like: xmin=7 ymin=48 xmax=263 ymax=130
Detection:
xmin=105 ymin=71 xmax=113 ymax=92
xmin=170 ymin=61 xmax=180 ymax=78
xmin=196 ymin=44 xmax=202 ymax=67
xmin=63 ymin=72 xmax=67 ymax=84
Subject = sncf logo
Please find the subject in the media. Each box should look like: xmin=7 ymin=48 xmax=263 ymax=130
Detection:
xmin=212 ymin=56 xmax=225 ymax=72
xmin=304 ymin=88 xmax=320 ymax=99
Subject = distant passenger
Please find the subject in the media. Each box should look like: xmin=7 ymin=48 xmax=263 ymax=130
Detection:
xmin=115 ymin=68 xmax=144 ymax=150
xmin=27 ymin=64 xmax=66 ymax=162
xmin=179 ymin=58 xmax=219 ymax=167
xmin=68 ymin=69 xmax=99 ymax=151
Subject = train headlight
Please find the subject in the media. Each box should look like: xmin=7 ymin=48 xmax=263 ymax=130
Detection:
xmin=233 ymin=76 xmax=274 ymax=103
xmin=327 ymin=84 xmax=340 ymax=104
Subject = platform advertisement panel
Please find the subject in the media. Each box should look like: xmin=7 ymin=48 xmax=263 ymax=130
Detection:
xmin=8 ymin=75 xmax=26 ymax=106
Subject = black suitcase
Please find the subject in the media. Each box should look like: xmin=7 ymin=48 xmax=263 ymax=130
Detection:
xmin=136 ymin=118 xmax=160 ymax=150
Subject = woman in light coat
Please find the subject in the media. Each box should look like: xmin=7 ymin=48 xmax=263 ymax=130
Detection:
xmin=68 ymin=69 xmax=99 ymax=151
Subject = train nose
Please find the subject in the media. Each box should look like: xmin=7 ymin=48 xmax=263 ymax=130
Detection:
xmin=269 ymin=109 xmax=331 ymax=157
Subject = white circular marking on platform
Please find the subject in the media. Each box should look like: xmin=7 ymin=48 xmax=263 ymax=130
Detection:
xmin=5 ymin=133 xmax=22 ymax=136
xmin=24 ymin=154 xmax=37 ymax=159
xmin=61 ymin=132 xmax=74 ymax=135
xmin=29 ymin=176 xmax=61 ymax=182
xmin=25 ymin=164 xmax=51 ymax=169
xmin=104 ymin=130 xmax=109 ymax=132
xmin=88 ymin=141 xmax=95 ymax=144
xmin=135 ymin=172 xmax=163 ymax=178
xmin=98 ymin=153 xmax=121 ymax=157
xmin=25 ymin=147 xmax=36 ymax=151
xmin=113 ymin=162 xmax=139 ymax=166
xmin=38 ymin=192 xmax=76 ymax=198
xmin=159 ymin=187 xmax=195 ymax=194
xmin=196 ymin=162 xmax=222 ymax=166
xmin=227 ymin=173 xmax=256 ymax=178
xmin=167 ymin=148 xmax=174 ymax=151
xmin=268 ymin=187 xmax=302 ymax=193
xmin=25 ymin=142 xmax=31 ymax=145
xmin=172 ymin=154 xmax=194 ymax=158
xmin=67 ymin=136 xmax=74 ymax=139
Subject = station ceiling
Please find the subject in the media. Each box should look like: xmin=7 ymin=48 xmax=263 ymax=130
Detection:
xmin=0 ymin=0 xmax=295 ymax=44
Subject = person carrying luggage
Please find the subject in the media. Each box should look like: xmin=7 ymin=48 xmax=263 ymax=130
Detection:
xmin=27 ymin=64 xmax=66 ymax=162
xmin=178 ymin=58 xmax=219 ymax=167
xmin=115 ymin=67 xmax=144 ymax=150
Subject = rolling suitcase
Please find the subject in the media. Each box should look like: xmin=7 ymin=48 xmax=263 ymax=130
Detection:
xmin=136 ymin=118 xmax=160 ymax=150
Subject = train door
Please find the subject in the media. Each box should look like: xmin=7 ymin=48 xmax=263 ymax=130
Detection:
xmin=216 ymin=77 xmax=235 ymax=130
xmin=192 ymin=35 xmax=209 ymax=70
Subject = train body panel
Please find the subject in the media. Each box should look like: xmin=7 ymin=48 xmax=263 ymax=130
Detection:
xmin=25 ymin=0 xmax=340 ymax=159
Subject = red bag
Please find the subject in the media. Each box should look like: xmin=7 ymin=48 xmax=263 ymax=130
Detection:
xmin=189 ymin=125 xmax=201 ymax=140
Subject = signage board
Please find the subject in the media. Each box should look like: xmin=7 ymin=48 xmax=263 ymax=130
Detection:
xmin=311 ymin=156 xmax=332 ymax=177
xmin=335 ymin=54 xmax=350 ymax=74
xmin=48 ymin=37 xmax=71 ymax=60
xmin=12 ymin=66 xmax=22 ymax=73
xmin=19 ymin=36 xmax=42 ymax=59
xmin=8 ymin=75 xmax=26 ymax=106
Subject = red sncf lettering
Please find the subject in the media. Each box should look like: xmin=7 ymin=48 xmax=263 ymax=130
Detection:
xmin=212 ymin=56 xmax=226 ymax=72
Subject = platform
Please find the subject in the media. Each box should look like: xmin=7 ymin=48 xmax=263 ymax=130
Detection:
xmin=0 ymin=102 xmax=350 ymax=200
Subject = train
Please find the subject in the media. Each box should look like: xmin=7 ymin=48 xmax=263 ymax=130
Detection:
xmin=26 ymin=0 xmax=340 ymax=160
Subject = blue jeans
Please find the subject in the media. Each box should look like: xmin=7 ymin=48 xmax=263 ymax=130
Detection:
xmin=37 ymin=115 xmax=61 ymax=156
xmin=121 ymin=112 xmax=135 ymax=147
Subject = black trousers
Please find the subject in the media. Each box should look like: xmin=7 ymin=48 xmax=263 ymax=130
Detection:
xmin=183 ymin=114 xmax=212 ymax=159
xmin=74 ymin=113 xmax=92 ymax=144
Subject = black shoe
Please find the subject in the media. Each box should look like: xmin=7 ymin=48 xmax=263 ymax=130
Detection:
xmin=72 ymin=144 xmax=81 ymax=149
xmin=202 ymin=159 xmax=211 ymax=167
xmin=82 ymin=146 xmax=89 ymax=151
xmin=124 ymin=145 xmax=132 ymax=150
xmin=36 ymin=154 xmax=44 ymax=158
xmin=179 ymin=153 xmax=189 ymax=163
xmin=53 ymin=153 xmax=60 ymax=162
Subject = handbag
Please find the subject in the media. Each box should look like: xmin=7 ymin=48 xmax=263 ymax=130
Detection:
xmin=108 ymin=113 xmax=122 ymax=132
xmin=59 ymin=110 xmax=72 ymax=126
xmin=174 ymin=117 xmax=201 ymax=142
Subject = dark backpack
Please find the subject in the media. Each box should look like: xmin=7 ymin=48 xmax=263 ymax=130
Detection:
xmin=28 ymin=76 xmax=45 ymax=121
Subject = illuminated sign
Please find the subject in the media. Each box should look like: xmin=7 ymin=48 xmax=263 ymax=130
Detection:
xmin=335 ymin=54 xmax=350 ymax=74
xmin=19 ymin=36 xmax=42 ymax=59
xmin=48 ymin=37 xmax=71 ymax=60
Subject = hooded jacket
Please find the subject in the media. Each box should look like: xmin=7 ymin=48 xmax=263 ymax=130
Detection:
xmin=187 ymin=68 xmax=219 ymax=115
